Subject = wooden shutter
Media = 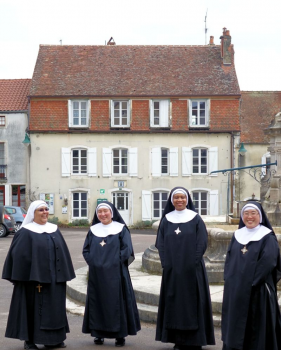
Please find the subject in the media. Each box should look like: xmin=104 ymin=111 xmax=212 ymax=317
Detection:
xmin=61 ymin=148 xmax=71 ymax=177
xmin=182 ymin=147 xmax=192 ymax=176
xmin=88 ymin=148 xmax=97 ymax=177
xmin=129 ymin=148 xmax=138 ymax=177
xmin=209 ymin=147 xmax=218 ymax=176
xmin=151 ymin=147 xmax=161 ymax=177
xmin=142 ymin=190 xmax=152 ymax=221
xmin=169 ymin=147 xmax=178 ymax=176
xmin=102 ymin=148 xmax=112 ymax=177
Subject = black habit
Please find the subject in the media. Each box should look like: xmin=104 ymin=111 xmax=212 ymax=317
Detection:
xmin=155 ymin=187 xmax=215 ymax=346
xmin=82 ymin=202 xmax=140 ymax=338
xmin=2 ymin=227 xmax=75 ymax=345
xmin=221 ymin=202 xmax=281 ymax=350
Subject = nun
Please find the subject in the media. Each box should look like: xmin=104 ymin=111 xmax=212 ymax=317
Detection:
xmin=221 ymin=202 xmax=281 ymax=350
xmin=82 ymin=201 xmax=140 ymax=347
xmin=2 ymin=200 xmax=75 ymax=350
xmin=155 ymin=187 xmax=215 ymax=350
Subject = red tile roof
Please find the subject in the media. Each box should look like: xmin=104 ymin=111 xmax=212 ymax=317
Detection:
xmin=240 ymin=92 xmax=281 ymax=144
xmin=30 ymin=45 xmax=240 ymax=97
xmin=0 ymin=79 xmax=31 ymax=111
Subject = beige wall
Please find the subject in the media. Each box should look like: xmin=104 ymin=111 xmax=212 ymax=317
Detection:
xmin=29 ymin=133 xmax=233 ymax=225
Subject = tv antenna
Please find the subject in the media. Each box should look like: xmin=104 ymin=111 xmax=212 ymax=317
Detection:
xmin=204 ymin=9 xmax=208 ymax=45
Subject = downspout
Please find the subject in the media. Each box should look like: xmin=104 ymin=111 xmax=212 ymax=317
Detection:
xmin=230 ymin=132 xmax=234 ymax=213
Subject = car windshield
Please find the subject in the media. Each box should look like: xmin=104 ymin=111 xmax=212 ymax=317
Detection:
xmin=5 ymin=207 xmax=16 ymax=214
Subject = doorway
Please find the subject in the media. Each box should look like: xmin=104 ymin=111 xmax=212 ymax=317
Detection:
xmin=112 ymin=191 xmax=131 ymax=225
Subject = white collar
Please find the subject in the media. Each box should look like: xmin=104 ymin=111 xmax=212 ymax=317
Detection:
xmin=23 ymin=222 xmax=58 ymax=234
xmin=234 ymin=225 xmax=272 ymax=245
xmin=165 ymin=208 xmax=197 ymax=223
xmin=91 ymin=221 xmax=124 ymax=237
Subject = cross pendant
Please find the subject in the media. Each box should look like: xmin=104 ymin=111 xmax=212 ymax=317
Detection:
xmin=100 ymin=240 xmax=106 ymax=247
xmin=241 ymin=246 xmax=248 ymax=254
xmin=175 ymin=227 xmax=181 ymax=235
xmin=36 ymin=284 xmax=43 ymax=293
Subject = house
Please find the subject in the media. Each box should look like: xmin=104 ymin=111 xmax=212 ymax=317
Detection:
xmin=28 ymin=28 xmax=240 ymax=225
xmin=236 ymin=91 xmax=281 ymax=204
xmin=0 ymin=79 xmax=31 ymax=207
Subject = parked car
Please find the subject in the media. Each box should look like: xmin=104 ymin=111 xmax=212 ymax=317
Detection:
xmin=4 ymin=206 xmax=26 ymax=233
xmin=0 ymin=206 xmax=16 ymax=237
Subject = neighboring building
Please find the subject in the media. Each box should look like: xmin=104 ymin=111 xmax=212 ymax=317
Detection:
xmin=29 ymin=29 xmax=240 ymax=225
xmin=236 ymin=91 xmax=281 ymax=204
xmin=0 ymin=79 xmax=31 ymax=207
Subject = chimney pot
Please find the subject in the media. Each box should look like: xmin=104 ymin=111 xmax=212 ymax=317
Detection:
xmin=209 ymin=36 xmax=215 ymax=45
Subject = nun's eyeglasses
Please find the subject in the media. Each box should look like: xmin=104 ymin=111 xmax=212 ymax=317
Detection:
xmin=243 ymin=211 xmax=258 ymax=216
xmin=36 ymin=208 xmax=49 ymax=212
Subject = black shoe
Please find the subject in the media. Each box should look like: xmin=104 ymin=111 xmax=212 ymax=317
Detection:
xmin=44 ymin=343 xmax=66 ymax=348
xmin=115 ymin=338 xmax=125 ymax=347
xmin=24 ymin=342 xmax=39 ymax=350
xmin=94 ymin=338 xmax=104 ymax=345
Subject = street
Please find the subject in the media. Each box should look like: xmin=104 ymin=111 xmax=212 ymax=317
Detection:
xmin=0 ymin=229 xmax=222 ymax=349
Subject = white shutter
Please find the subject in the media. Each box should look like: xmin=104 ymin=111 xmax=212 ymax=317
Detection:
xmin=182 ymin=147 xmax=192 ymax=176
xmin=151 ymin=147 xmax=161 ymax=177
xmin=142 ymin=190 xmax=152 ymax=221
xmin=129 ymin=148 xmax=138 ymax=177
xmin=160 ymin=100 xmax=169 ymax=127
xmin=5 ymin=185 xmax=10 ymax=205
xmin=209 ymin=190 xmax=219 ymax=215
xmin=209 ymin=147 xmax=218 ymax=176
xmin=68 ymin=100 xmax=73 ymax=127
xmin=88 ymin=148 xmax=97 ymax=177
xmin=102 ymin=148 xmax=112 ymax=177
xmin=169 ymin=147 xmax=178 ymax=176
xmin=61 ymin=148 xmax=71 ymax=177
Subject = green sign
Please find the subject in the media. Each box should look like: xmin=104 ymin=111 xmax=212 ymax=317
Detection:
xmin=100 ymin=189 xmax=105 ymax=194
xmin=97 ymin=198 xmax=107 ymax=205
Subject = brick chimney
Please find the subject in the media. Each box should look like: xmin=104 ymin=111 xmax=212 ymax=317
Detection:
xmin=220 ymin=28 xmax=232 ymax=65
xmin=107 ymin=37 xmax=116 ymax=45
xmin=209 ymin=36 xmax=215 ymax=45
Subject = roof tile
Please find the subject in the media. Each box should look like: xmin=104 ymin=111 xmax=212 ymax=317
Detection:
xmin=0 ymin=79 xmax=31 ymax=111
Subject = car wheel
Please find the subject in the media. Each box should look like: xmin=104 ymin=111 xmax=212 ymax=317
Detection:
xmin=0 ymin=224 xmax=7 ymax=237
xmin=15 ymin=222 xmax=22 ymax=232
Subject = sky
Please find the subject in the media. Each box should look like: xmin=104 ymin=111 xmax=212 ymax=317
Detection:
xmin=1 ymin=0 xmax=280 ymax=91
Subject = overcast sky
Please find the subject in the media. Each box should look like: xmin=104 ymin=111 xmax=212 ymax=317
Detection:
xmin=1 ymin=0 xmax=280 ymax=91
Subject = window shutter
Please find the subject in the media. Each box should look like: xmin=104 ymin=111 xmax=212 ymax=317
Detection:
xmin=87 ymin=100 xmax=91 ymax=127
xmin=209 ymin=147 xmax=218 ymax=176
xmin=88 ymin=148 xmax=97 ymax=177
xmin=182 ymin=147 xmax=192 ymax=176
xmin=169 ymin=147 xmax=178 ymax=176
xmin=160 ymin=100 xmax=169 ymax=127
xmin=61 ymin=148 xmax=71 ymax=177
xmin=68 ymin=100 xmax=73 ymax=127
xmin=128 ymin=100 xmax=131 ymax=127
xmin=110 ymin=100 xmax=114 ymax=127
xmin=102 ymin=148 xmax=112 ymax=177
xmin=129 ymin=148 xmax=138 ymax=177
xmin=206 ymin=99 xmax=210 ymax=126
xmin=149 ymin=100 xmax=153 ymax=126
xmin=151 ymin=147 xmax=161 ymax=177
xmin=209 ymin=190 xmax=219 ymax=215
xmin=142 ymin=190 xmax=152 ymax=221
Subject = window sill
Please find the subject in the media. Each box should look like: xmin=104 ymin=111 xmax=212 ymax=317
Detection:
xmin=110 ymin=127 xmax=131 ymax=130
xmin=150 ymin=127 xmax=170 ymax=130
xmin=69 ymin=126 xmax=90 ymax=130
xmin=189 ymin=126 xmax=210 ymax=130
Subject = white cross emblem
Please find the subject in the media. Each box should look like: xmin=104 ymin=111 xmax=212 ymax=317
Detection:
xmin=100 ymin=240 xmax=106 ymax=247
xmin=175 ymin=227 xmax=181 ymax=235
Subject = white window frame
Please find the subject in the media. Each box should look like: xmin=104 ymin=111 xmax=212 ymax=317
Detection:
xmin=150 ymin=100 xmax=169 ymax=127
xmin=192 ymin=190 xmax=209 ymax=215
xmin=102 ymin=147 xmax=138 ymax=177
xmin=68 ymin=100 xmax=90 ymax=127
xmin=192 ymin=147 xmax=208 ymax=174
xmin=111 ymin=100 xmax=130 ymax=127
xmin=161 ymin=148 xmax=169 ymax=175
xmin=72 ymin=191 xmax=88 ymax=219
xmin=113 ymin=148 xmax=128 ymax=175
xmin=152 ymin=191 xmax=169 ymax=219
xmin=61 ymin=146 xmax=96 ymax=177
xmin=188 ymin=99 xmax=210 ymax=127
xmin=151 ymin=147 xmax=178 ymax=177
xmin=72 ymin=148 xmax=87 ymax=175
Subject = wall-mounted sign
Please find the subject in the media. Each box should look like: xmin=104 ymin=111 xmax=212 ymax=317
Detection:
xmin=97 ymin=198 xmax=108 ymax=205
xmin=118 ymin=181 xmax=125 ymax=188
xmin=100 ymin=189 xmax=105 ymax=194
xmin=40 ymin=193 xmax=54 ymax=214
xmin=62 ymin=206 xmax=67 ymax=214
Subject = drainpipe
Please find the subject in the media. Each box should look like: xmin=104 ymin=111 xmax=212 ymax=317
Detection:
xmin=230 ymin=132 xmax=234 ymax=213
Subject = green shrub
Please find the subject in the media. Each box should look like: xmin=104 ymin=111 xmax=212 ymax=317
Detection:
xmin=48 ymin=216 xmax=60 ymax=224
xmin=68 ymin=219 xmax=90 ymax=227
xmin=131 ymin=220 xmax=153 ymax=229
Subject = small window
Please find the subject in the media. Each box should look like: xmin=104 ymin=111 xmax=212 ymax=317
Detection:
xmin=193 ymin=191 xmax=208 ymax=215
xmin=192 ymin=148 xmax=207 ymax=174
xmin=73 ymin=192 xmax=88 ymax=218
xmin=153 ymin=192 xmax=168 ymax=218
xmin=69 ymin=100 xmax=89 ymax=127
xmin=161 ymin=148 xmax=169 ymax=175
xmin=113 ymin=149 xmax=128 ymax=175
xmin=150 ymin=100 xmax=169 ymax=127
xmin=0 ymin=116 xmax=5 ymax=126
xmin=72 ymin=149 xmax=87 ymax=174
xmin=111 ymin=101 xmax=130 ymax=127
xmin=189 ymin=100 xmax=209 ymax=127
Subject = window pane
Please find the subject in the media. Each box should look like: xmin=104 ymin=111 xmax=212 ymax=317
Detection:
xmin=73 ymin=209 xmax=79 ymax=217
xmin=113 ymin=149 xmax=119 ymax=157
xmin=73 ymin=102 xmax=79 ymax=109
xmin=73 ymin=193 xmax=79 ymax=200
xmin=154 ymin=193 xmax=159 ymax=200
xmin=73 ymin=118 xmax=79 ymax=125
xmin=81 ymin=102 xmax=87 ymax=109
xmin=114 ymin=102 xmax=120 ymax=109
xmin=73 ymin=150 xmax=79 ymax=157
xmin=81 ymin=209 xmax=87 ymax=217
xmin=200 ymin=101 xmax=205 ymax=109
xmin=81 ymin=193 xmax=87 ymax=200
xmin=193 ymin=166 xmax=199 ymax=173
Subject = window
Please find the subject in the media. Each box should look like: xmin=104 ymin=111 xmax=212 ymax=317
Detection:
xmin=189 ymin=100 xmax=209 ymax=127
xmin=72 ymin=149 xmax=87 ymax=174
xmin=193 ymin=148 xmax=207 ymax=174
xmin=113 ymin=192 xmax=128 ymax=211
xmin=150 ymin=100 xmax=169 ymax=127
xmin=73 ymin=192 xmax=88 ymax=218
xmin=113 ymin=149 xmax=128 ymax=174
xmin=153 ymin=192 xmax=168 ymax=218
xmin=111 ymin=101 xmax=130 ymax=127
xmin=193 ymin=191 xmax=208 ymax=215
xmin=0 ymin=116 xmax=5 ymax=126
xmin=0 ymin=143 xmax=6 ymax=179
xmin=12 ymin=185 xmax=26 ymax=207
xmin=161 ymin=148 xmax=169 ymax=175
xmin=68 ymin=100 xmax=89 ymax=127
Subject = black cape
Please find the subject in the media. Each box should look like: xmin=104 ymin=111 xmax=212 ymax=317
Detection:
xmin=222 ymin=202 xmax=281 ymax=350
xmin=2 ymin=227 xmax=75 ymax=344
xmin=83 ymin=204 xmax=140 ymax=338
xmin=155 ymin=187 xmax=215 ymax=346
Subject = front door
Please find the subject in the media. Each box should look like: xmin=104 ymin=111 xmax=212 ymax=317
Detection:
xmin=0 ymin=186 xmax=5 ymax=205
xmin=112 ymin=192 xmax=130 ymax=225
